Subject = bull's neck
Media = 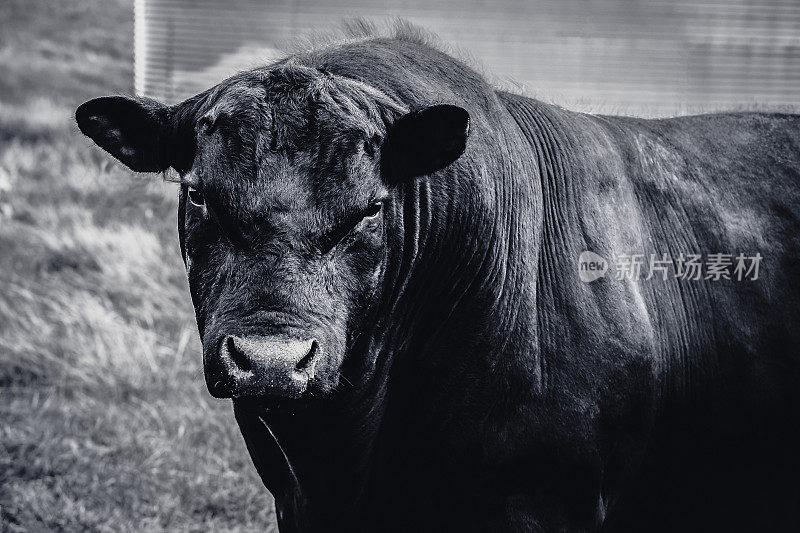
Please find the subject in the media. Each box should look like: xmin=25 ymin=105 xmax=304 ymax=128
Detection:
xmin=235 ymin=376 xmax=386 ymax=530
xmin=347 ymin=91 xmax=547 ymax=518
xmin=381 ymin=91 xmax=546 ymax=398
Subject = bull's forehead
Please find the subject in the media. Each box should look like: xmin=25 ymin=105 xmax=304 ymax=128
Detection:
xmin=190 ymin=66 xmax=391 ymax=231
xmin=257 ymin=140 xmax=379 ymax=212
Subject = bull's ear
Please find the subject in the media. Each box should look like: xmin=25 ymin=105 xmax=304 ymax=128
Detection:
xmin=381 ymin=104 xmax=469 ymax=182
xmin=76 ymin=96 xmax=172 ymax=172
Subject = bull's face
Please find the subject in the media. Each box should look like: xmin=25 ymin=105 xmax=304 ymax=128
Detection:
xmin=76 ymin=66 xmax=468 ymax=405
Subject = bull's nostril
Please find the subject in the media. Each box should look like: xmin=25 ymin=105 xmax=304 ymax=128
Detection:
xmin=295 ymin=339 xmax=318 ymax=371
xmin=227 ymin=337 xmax=252 ymax=372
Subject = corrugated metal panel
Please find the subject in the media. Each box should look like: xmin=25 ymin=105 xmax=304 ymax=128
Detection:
xmin=135 ymin=0 xmax=800 ymax=116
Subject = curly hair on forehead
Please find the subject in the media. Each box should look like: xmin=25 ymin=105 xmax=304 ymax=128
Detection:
xmin=258 ymin=62 xmax=406 ymax=153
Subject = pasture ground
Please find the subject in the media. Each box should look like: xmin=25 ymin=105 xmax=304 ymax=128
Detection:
xmin=0 ymin=0 xmax=276 ymax=530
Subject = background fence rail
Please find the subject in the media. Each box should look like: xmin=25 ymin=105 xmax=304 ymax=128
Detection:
xmin=136 ymin=0 xmax=800 ymax=116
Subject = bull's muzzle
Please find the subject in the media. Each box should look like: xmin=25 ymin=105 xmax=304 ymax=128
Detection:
xmin=208 ymin=336 xmax=319 ymax=399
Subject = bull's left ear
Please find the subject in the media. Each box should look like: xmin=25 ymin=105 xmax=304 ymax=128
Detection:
xmin=381 ymin=104 xmax=469 ymax=182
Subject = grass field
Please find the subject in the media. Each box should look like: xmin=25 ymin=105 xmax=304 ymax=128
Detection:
xmin=0 ymin=0 xmax=276 ymax=530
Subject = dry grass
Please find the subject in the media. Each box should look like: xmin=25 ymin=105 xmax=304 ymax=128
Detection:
xmin=0 ymin=0 xmax=275 ymax=530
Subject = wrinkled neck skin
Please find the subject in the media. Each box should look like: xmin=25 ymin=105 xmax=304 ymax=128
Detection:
xmin=230 ymin=76 xmax=544 ymax=531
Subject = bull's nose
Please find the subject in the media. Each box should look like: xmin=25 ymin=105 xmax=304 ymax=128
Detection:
xmin=211 ymin=336 xmax=319 ymax=399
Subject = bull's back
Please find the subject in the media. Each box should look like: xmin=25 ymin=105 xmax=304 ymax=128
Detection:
xmin=601 ymin=112 xmax=800 ymax=532
xmin=500 ymin=93 xmax=800 ymax=530
xmin=639 ymin=112 xmax=800 ymax=387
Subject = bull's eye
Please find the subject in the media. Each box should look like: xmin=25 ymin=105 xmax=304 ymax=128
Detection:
xmin=363 ymin=134 xmax=381 ymax=156
xmin=363 ymin=201 xmax=382 ymax=220
xmin=320 ymin=201 xmax=384 ymax=253
xmin=187 ymin=187 xmax=205 ymax=207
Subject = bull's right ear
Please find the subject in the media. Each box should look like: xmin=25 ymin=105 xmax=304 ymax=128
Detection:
xmin=76 ymin=96 xmax=172 ymax=172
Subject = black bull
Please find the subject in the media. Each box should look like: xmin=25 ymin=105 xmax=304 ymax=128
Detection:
xmin=76 ymin=30 xmax=800 ymax=532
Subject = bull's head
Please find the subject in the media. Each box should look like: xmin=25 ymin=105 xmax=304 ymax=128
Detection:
xmin=76 ymin=65 xmax=469 ymax=407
